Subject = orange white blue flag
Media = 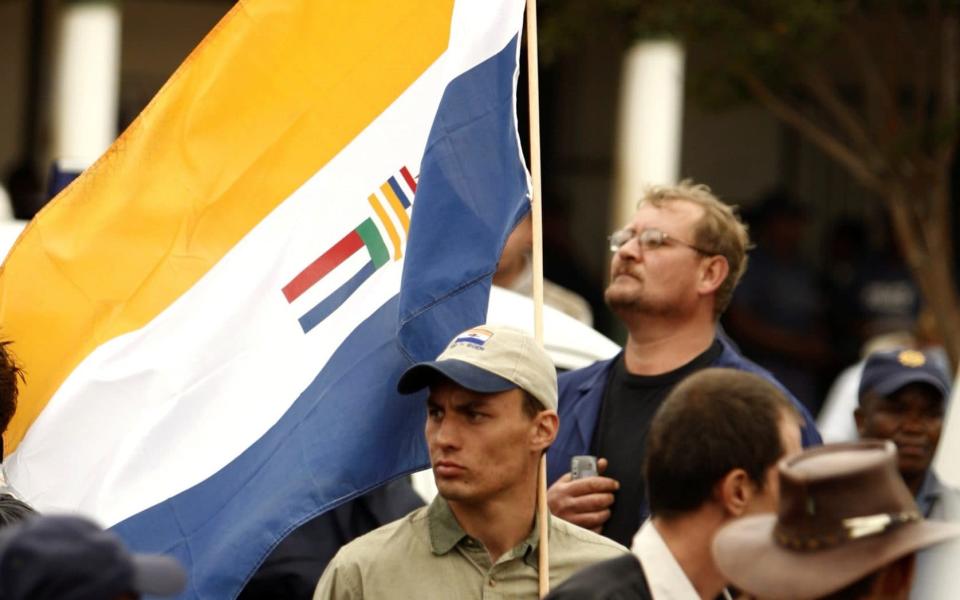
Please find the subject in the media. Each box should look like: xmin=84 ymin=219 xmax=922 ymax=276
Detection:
xmin=0 ymin=1 xmax=530 ymax=597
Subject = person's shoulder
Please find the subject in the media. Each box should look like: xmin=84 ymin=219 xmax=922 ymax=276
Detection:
xmin=574 ymin=553 xmax=643 ymax=579
xmin=558 ymin=355 xmax=619 ymax=387
xmin=547 ymin=520 xmax=630 ymax=595
xmin=549 ymin=517 xmax=629 ymax=559
xmin=546 ymin=554 xmax=649 ymax=600
xmin=929 ymin=475 xmax=960 ymax=521
xmin=314 ymin=507 xmax=432 ymax=599
xmin=330 ymin=505 xmax=429 ymax=565
xmin=713 ymin=336 xmax=805 ymax=404
xmin=713 ymin=335 xmax=766 ymax=373
xmin=712 ymin=334 xmax=822 ymax=444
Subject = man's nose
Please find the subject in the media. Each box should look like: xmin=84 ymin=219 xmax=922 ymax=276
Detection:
xmin=615 ymin=236 xmax=643 ymax=261
xmin=430 ymin=416 xmax=461 ymax=448
xmin=899 ymin=410 xmax=929 ymax=433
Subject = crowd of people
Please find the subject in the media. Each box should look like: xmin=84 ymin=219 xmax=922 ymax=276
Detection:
xmin=0 ymin=180 xmax=955 ymax=599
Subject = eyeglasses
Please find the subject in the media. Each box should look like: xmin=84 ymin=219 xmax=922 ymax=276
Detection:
xmin=608 ymin=227 xmax=712 ymax=255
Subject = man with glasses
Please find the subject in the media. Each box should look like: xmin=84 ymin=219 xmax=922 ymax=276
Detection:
xmin=546 ymin=180 xmax=821 ymax=547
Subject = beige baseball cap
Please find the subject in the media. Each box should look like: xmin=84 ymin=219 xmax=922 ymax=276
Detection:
xmin=397 ymin=324 xmax=558 ymax=411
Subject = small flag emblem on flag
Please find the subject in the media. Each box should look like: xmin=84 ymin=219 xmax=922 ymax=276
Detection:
xmin=282 ymin=166 xmax=417 ymax=333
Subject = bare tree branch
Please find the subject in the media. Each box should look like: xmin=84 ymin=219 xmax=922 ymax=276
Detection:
xmin=909 ymin=1 xmax=936 ymax=126
xmin=889 ymin=175 xmax=960 ymax=370
xmin=800 ymin=66 xmax=878 ymax=160
xmin=842 ymin=19 xmax=901 ymax=143
xmin=936 ymin=14 xmax=958 ymax=170
xmin=887 ymin=186 xmax=927 ymax=265
xmin=930 ymin=176 xmax=956 ymax=283
xmin=738 ymin=72 xmax=885 ymax=194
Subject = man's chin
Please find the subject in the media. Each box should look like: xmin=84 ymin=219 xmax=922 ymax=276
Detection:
xmin=897 ymin=456 xmax=932 ymax=479
xmin=435 ymin=481 xmax=471 ymax=502
xmin=604 ymin=286 xmax=641 ymax=311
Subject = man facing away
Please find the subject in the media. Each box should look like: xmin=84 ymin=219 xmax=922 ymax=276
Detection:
xmin=314 ymin=325 xmax=626 ymax=599
xmin=545 ymin=368 xmax=803 ymax=600
xmin=547 ymin=181 xmax=820 ymax=547
xmin=712 ymin=441 xmax=960 ymax=600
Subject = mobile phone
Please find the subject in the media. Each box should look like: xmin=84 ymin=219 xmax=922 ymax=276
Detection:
xmin=570 ymin=455 xmax=598 ymax=480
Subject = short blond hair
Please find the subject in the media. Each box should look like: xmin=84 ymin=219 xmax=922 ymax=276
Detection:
xmin=638 ymin=180 xmax=750 ymax=318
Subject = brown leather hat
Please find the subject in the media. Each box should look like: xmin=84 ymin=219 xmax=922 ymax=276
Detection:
xmin=712 ymin=441 xmax=960 ymax=600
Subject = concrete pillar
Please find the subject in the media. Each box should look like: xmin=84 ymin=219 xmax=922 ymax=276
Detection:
xmin=51 ymin=0 xmax=121 ymax=168
xmin=610 ymin=40 xmax=685 ymax=230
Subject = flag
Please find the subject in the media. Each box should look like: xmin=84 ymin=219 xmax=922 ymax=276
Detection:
xmin=0 ymin=1 xmax=530 ymax=597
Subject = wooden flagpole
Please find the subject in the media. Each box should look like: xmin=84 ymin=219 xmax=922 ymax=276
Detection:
xmin=524 ymin=0 xmax=550 ymax=596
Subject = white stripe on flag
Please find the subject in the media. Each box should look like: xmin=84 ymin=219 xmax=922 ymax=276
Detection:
xmin=7 ymin=2 xmax=523 ymax=525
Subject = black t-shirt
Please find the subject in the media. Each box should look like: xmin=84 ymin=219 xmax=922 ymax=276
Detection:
xmin=591 ymin=340 xmax=722 ymax=547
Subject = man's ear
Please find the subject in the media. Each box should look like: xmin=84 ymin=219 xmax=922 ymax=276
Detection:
xmin=697 ymin=255 xmax=729 ymax=296
xmin=717 ymin=468 xmax=752 ymax=518
xmin=531 ymin=410 xmax=559 ymax=452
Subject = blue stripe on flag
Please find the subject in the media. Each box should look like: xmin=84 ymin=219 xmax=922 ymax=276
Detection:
xmin=111 ymin=34 xmax=529 ymax=600
xmin=298 ymin=260 xmax=377 ymax=333
xmin=113 ymin=297 xmax=429 ymax=598
xmin=387 ymin=176 xmax=411 ymax=208
xmin=398 ymin=34 xmax=530 ymax=362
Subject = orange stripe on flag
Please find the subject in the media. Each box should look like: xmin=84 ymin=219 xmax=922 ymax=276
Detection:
xmin=0 ymin=0 xmax=454 ymax=453
xmin=367 ymin=194 xmax=403 ymax=261
xmin=380 ymin=182 xmax=412 ymax=233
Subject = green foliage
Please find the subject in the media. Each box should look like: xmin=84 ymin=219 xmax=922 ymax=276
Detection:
xmin=543 ymin=1 xmax=851 ymax=105
xmin=541 ymin=0 xmax=960 ymax=144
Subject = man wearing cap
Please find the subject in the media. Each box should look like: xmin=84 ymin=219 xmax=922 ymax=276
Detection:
xmin=545 ymin=181 xmax=821 ymax=547
xmin=854 ymin=348 xmax=960 ymax=599
xmin=314 ymin=325 xmax=626 ymax=599
xmin=855 ymin=349 xmax=959 ymax=519
xmin=544 ymin=368 xmax=804 ymax=600
xmin=0 ymin=514 xmax=187 ymax=600
xmin=712 ymin=441 xmax=960 ymax=600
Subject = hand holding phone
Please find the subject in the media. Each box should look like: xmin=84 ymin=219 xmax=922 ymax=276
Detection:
xmin=570 ymin=455 xmax=599 ymax=480
xmin=546 ymin=456 xmax=618 ymax=532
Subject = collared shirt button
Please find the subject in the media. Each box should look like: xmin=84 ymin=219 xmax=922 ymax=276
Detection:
xmin=488 ymin=577 xmax=496 ymax=587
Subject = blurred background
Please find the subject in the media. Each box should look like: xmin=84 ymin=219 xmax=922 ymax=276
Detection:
xmin=0 ymin=0 xmax=959 ymax=420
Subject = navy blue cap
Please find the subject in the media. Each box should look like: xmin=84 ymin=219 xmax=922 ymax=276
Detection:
xmin=859 ymin=349 xmax=950 ymax=400
xmin=396 ymin=325 xmax=559 ymax=410
xmin=398 ymin=358 xmax=517 ymax=396
xmin=0 ymin=515 xmax=187 ymax=600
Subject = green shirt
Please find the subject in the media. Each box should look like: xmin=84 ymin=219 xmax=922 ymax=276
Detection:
xmin=314 ymin=496 xmax=627 ymax=599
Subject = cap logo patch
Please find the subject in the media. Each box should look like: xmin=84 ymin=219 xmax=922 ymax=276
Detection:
xmin=898 ymin=350 xmax=926 ymax=368
xmin=452 ymin=328 xmax=493 ymax=348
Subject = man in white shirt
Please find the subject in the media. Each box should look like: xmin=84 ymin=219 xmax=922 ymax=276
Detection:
xmin=546 ymin=368 xmax=803 ymax=600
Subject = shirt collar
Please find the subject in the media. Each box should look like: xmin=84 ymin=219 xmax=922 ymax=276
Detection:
xmin=917 ymin=470 xmax=944 ymax=517
xmin=631 ymin=519 xmax=703 ymax=600
xmin=427 ymin=496 xmax=543 ymax=567
xmin=427 ymin=496 xmax=467 ymax=555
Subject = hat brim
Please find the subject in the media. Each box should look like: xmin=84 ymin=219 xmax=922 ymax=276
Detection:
xmin=132 ymin=554 xmax=187 ymax=597
xmin=870 ymin=371 xmax=948 ymax=399
xmin=397 ymin=359 xmax=516 ymax=396
xmin=713 ymin=514 xmax=960 ymax=600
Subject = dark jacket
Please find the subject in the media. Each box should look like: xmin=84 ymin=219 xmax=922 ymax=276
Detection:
xmin=545 ymin=554 xmax=652 ymax=600
xmin=546 ymin=335 xmax=822 ymax=485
